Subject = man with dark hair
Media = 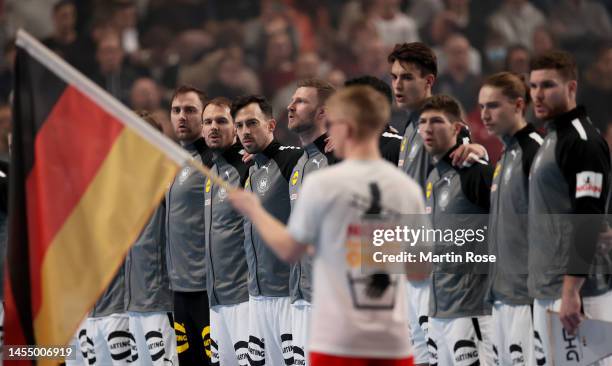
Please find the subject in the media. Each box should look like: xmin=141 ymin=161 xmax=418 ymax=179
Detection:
xmin=202 ymin=97 xmax=251 ymax=366
xmin=286 ymin=79 xmax=337 ymax=366
xmin=344 ymin=75 xmax=403 ymax=164
xmin=42 ymin=0 xmax=78 ymax=60
xmin=388 ymin=42 xmax=488 ymax=366
xmin=165 ymin=85 xmax=212 ymax=365
xmin=232 ymin=95 xmax=302 ymax=365
xmin=420 ymin=94 xmax=497 ymax=365
xmin=528 ymin=50 xmax=611 ymax=364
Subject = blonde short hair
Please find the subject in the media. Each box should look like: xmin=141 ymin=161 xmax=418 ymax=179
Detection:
xmin=325 ymin=85 xmax=390 ymax=141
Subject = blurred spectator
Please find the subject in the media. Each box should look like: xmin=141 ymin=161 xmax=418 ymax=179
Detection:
xmin=488 ymin=0 xmax=545 ymax=50
xmin=531 ymin=26 xmax=556 ymax=57
xmin=429 ymin=0 xmax=489 ymax=49
xmin=326 ymin=68 xmax=347 ymax=89
xmin=137 ymin=26 xmax=180 ymax=93
xmin=504 ymin=44 xmax=530 ymax=76
xmin=42 ymin=0 xmax=78 ymax=59
xmin=4 ymin=0 xmax=55 ymax=38
xmin=206 ymin=47 xmax=261 ymax=99
xmin=91 ymin=31 xmax=141 ymax=104
xmin=0 ymin=104 xmax=11 ymax=155
xmin=142 ymin=0 xmax=209 ymax=32
xmin=434 ymin=33 xmax=482 ymax=113
xmin=130 ymin=77 xmax=162 ymax=111
xmin=0 ymin=40 xmax=15 ymax=104
xmin=579 ymin=44 xmax=612 ymax=134
xmin=549 ymin=0 xmax=612 ymax=45
xmin=272 ymin=51 xmax=322 ymax=120
xmin=260 ymin=27 xmax=296 ymax=97
xmin=482 ymin=30 xmax=508 ymax=73
xmin=110 ymin=1 xmax=140 ymax=55
xmin=408 ymin=0 xmax=444 ymax=32
xmin=370 ymin=0 xmax=419 ymax=47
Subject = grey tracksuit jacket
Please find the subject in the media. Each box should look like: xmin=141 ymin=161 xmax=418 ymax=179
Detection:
xmin=425 ymin=145 xmax=494 ymax=318
xmin=487 ymin=124 xmax=543 ymax=305
xmin=528 ymin=106 xmax=611 ymax=300
xmin=204 ymin=143 xmax=251 ymax=307
xmin=124 ymin=202 xmax=173 ymax=312
xmin=165 ymin=138 xmax=211 ymax=292
xmin=288 ymin=134 xmax=337 ymax=304
xmin=244 ymin=140 xmax=302 ymax=297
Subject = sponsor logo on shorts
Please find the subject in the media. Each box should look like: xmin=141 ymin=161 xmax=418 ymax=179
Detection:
xmin=509 ymin=343 xmax=525 ymax=365
xmin=234 ymin=340 xmax=250 ymax=366
xmin=453 ymin=339 xmax=478 ymax=363
xmin=533 ymin=331 xmax=547 ymax=365
xmin=107 ymin=330 xmax=138 ymax=362
xmin=247 ymin=336 xmax=265 ymax=366
xmin=281 ymin=333 xmax=293 ymax=366
xmin=427 ymin=337 xmax=438 ymax=365
xmin=174 ymin=322 xmax=189 ymax=354
xmin=145 ymin=330 xmax=167 ymax=362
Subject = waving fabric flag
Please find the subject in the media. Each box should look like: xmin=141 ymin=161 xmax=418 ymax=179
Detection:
xmin=4 ymin=30 xmax=192 ymax=365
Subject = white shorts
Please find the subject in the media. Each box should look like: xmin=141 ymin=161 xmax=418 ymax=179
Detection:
xmin=429 ymin=315 xmax=498 ymax=365
xmin=128 ymin=311 xmax=177 ymax=366
xmin=210 ymin=301 xmax=249 ymax=366
xmin=291 ymin=300 xmax=311 ymax=366
xmin=533 ymin=290 xmax=612 ymax=366
xmin=406 ymin=280 xmax=430 ymax=364
xmin=248 ymin=296 xmax=292 ymax=366
xmin=88 ymin=313 xmax=136 ymax=365
xmin=492 ymin=302 xmax=534 ymax=366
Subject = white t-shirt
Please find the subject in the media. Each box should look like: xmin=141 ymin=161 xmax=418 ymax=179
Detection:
xmin=287 ymin=159 xmax=426 ymax=358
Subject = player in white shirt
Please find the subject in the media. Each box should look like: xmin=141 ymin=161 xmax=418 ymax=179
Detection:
xmin=229 ymin=86 xmax=427 ymax=366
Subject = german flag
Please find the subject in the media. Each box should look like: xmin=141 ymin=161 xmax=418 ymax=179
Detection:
xmin=4 ymin=30 xmax=191 ymax=365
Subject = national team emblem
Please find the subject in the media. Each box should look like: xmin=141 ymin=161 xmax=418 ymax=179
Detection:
xmin=257 ymin=177 xmax=269 ymax=194
xmin=400 ymin=138 xmax=407 ymax=152
xmin=218 ymin=187 xmax=227 ymax=200
xmin=178 ymin=167 xmax=191 ymax=184
xmin=426 ymin=182 xmax=433 ymax=199
xmin=438 ymin=189 xmax=450 ymax=210
xmin=245 ymin=178 xmax=250 ymax=189
xmin=205 ymin=178 xmax=211 ymax=193
xmin=291 ymin=170 xmax=299 ymax=185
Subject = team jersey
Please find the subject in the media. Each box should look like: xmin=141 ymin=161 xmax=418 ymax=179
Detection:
xmin=165 ymin=138 xmax=212 ymax=292
xmin=244 ymin=140 xmax=302 ymax=297
xmin=528 ymin=106 xmax=611 ymax=299
xmin=204 ymin=143 xmax=251 ymax=307
xmin=124 ymin=202 xmax=172 ymax=312
xmin=287 ymin=159 xmax=425 ymax=358
xmin=425 ymin=144 xmax=494 ymax=318
xmin=487 ymin=124 xmax=542 ymax=305
xmin=289 ymin=133 xmax=337 ymax=304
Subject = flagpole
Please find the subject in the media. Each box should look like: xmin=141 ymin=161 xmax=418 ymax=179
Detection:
xmin=15 ymin=29 xmax=234 ymax=192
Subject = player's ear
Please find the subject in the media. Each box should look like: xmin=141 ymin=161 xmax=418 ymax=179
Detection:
xmin=267 ymin=118 xmax=277 ymax=133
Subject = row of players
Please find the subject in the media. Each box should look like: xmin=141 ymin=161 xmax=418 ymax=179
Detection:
xmin=70 ymin=43 xmax=610 ymax=366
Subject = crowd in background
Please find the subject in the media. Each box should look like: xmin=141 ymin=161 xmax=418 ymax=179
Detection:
xmin=0 ymin=0 xmax=611 ymax=162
